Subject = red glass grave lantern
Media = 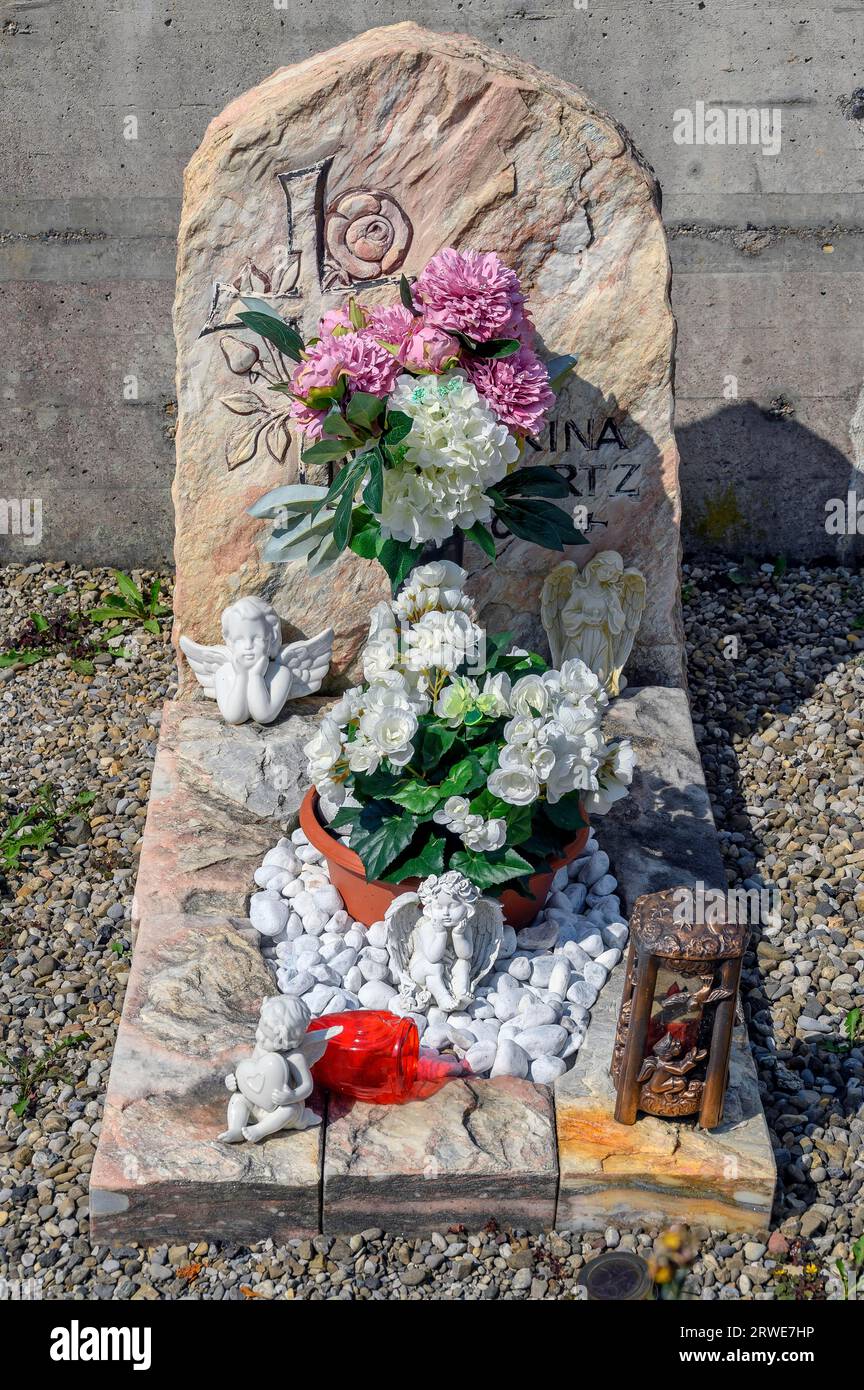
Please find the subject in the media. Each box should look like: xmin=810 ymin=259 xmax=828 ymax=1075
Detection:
xmin=308 ymin=1009 xmax=464 ymax=1104
xmin=611 ymin=888 xmax=748 ymax=1130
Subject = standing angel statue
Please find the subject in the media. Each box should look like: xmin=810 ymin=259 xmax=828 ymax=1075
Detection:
xmin=540 ymin=550 xmax=646 ymax=696
xmin=180 ymin=595 xmax=333 ymax=725
xmin=219 ymin=995 xmax=341 ymax=1144
xmin=385 ymin=871 xmax=503 ymax=1014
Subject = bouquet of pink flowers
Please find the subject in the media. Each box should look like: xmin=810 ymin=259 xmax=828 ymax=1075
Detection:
xmin=243 ymin=248 xmax=582 ymax=590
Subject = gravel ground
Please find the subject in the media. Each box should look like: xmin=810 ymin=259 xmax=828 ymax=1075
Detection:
xmin=0 ymin=557 xmax=862 ymax=1301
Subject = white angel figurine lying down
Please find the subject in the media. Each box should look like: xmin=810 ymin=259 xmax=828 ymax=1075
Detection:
xmin=179 ymin=595 xmax=333 ymax=725
xmin=219 ymin=995 xmax=341 ymax=1144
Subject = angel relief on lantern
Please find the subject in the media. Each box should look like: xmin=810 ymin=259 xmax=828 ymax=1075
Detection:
xmin=612 ymin=888 xmax=748 ymax=1129
xmin=179 ymin=596 xmax=333 ymax=725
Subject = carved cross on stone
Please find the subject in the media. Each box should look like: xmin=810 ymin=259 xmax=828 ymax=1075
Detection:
xmin=199 ymin=158 xmax=414 ymax=341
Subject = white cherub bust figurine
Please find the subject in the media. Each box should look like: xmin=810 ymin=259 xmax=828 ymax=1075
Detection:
xmin=219 ymin=995 xmax=341 ymax=1144
xmin=385 ymin=870 xmax=503 ymax=1014
xmin=180 ymin=596 xmax=333 ymax=725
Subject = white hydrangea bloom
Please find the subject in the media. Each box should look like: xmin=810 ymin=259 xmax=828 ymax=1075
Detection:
xmin=379 ymin=373 xmax=520 ymax=545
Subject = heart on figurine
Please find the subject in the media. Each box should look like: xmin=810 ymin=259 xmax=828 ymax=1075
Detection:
xmin=235 ymin=1051 xmax=289 ymax=1108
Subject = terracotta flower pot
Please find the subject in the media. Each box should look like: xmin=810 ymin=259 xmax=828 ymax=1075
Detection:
xmin=299 ymin=788 xmax=590 ymax=931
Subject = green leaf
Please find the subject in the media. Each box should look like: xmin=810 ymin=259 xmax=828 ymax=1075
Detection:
xmin=469 ymin=788 xmax=533 ymax=845
xmin=386 ymin=781 xmax=444 ymax=814
xmin=321 ymin=409 xmax=361 ymax=441
xmin=113 ymin=570 xmax=144 ymax=611
xmin=30 ymin=611 xmax=49 ymax=632
xmin=142 ymin=619 xmax=160 ymax=635
xmin=438 ymin=755 xmax=487 ymax=799
xmin=495 ymin=503 xmax=563 ymax=551
xmin=349 ymin=520 xmax=384 ymax=560
xmin=495 ymin=466 xmax=571 ymax=499
xmin=417 ymin=723 xmax=458 ymax=769
xmin=332 ymin=487 xmax=357 ymax=552
xmin=384 ymin=410 xmax=414 ymax=447
xmin=236 ymin=307 xmax=304 ymax=362
xmin=247 ymin=484 xmax=330 ymax=520
xmin=88 ymin=605 xmax=136 ymax=622
xmin=346 ymin=391 xmax=385 ymax=431
xmin=378 ymin=539 xmax=421 ymax=593
xmin=71 ymin=658 xmax=95 ymax=675
xmin=399 ymin=274 xmax=418 ymax=314
xmin=363 ymin=447 xmax=384 ymax=514
xmin=382 ymin=832 xmax=445 ymax=882
xmin=331 ymin=803 xmax=419 ymax=881
xmin=545 ymin=353 xmax=578 ymax=391
xmin=464 ymin=519 xmax=496 ymax=559
xmin=466 ymin=337 xmax=520 ymax=360
xmin=300 ymin=436 xmax=353 ymax=467
xmin=450 ymin=846 xmax=535 ymax=890
xmin=0 ymin=648 xmax=48 ymax=668
xmin=306 ymin=531 xmax=343 ymax=577
xmin=542 ymin=794 xmax=587 ymax=832
xmin=348 ymin=298 xmax=365 ymax=331
xmin=305 ymin=382 xmax=346 ymax=410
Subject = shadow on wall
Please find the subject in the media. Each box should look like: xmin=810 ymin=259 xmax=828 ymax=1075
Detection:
xmin=677 ymin=401 xmax=862 ymax=566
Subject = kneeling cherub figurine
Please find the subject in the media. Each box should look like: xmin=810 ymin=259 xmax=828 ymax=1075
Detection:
xmin=219 ymin=996 xmax=341 ymax=1144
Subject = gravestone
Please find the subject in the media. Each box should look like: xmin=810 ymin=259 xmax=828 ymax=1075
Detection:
xmin=93 ymin=27 xmax=774 ymax=1241
xmin=172 ymin=22 xmax=684 ymax=690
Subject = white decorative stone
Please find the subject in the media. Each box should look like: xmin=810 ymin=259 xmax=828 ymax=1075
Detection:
xmin=180 ymin=597 xmax=333 ymax=725
xmin=357 ymin=980 xmax=397 ymax=1010
xmin=465 ymin=1040 xmax=497 ymax=1075
xmin=491 ymin=1038 xmax=530 ymax=1080
xmin=540 ymin=551 xmax=646 ymax=696
xmin=249 ymin=891 xmax=291 ymax=938
xmin=514 ymin=1025 xmax=568 ymax=1060
xmin=517 ymin=920 xmax=559 ymax=951
xmin=577 ymin=850 xmax=610 ymax=886
xmin=218 ymin=996 xmax=339 ymax=1144
xmin=531 ymin=1056 xmax=568 ymax=1085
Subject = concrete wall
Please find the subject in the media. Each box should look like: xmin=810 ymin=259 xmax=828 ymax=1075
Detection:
xmin=1 ymin=0 xmax=862 ymax=567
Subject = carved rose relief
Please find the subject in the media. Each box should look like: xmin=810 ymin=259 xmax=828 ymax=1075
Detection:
xmin=323 ymin=189 xmax=413 ymax=288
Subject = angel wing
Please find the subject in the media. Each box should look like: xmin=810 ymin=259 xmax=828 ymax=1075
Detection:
xmin=540 ymin=562 xmax=577 ymax=667
xmin=178 ymin=635 xmax=231 ymax=698
xmin=279 ymin=627 xmax=334 ymax=697
xmin=300 ymin=1024 xmax=343 ymax=1069
xmin=468 ymin=898 xmax=504 ymax=993
xmin=384 ymin=892 xmax=422 ymax=983
xmin=608 ymin=567 xmax=646 ymax=696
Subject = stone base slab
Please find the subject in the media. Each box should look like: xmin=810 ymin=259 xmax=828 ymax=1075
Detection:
xmin=91 ymin=691 xmax=776 ymax=1242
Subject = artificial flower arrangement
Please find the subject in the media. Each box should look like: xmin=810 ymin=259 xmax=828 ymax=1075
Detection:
xmin=303 ymin=561 xmax=634 ymax=894
xmin=239 ymin=248 xmax=583 ymax=590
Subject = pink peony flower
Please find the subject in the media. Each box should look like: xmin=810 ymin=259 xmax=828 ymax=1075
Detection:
xmin=412 ymin=248 xmax=527 ymax=343
xmin=289 ymin=332 xmax=402 ymax=439
xmin=318 ymin=306 xmax=355 ymax=337
xmin=366 ymin=303 xmax=414 ymax=346
xmin=466 ymin=345 xmax=555 ymax=438
xmin=400 ymin=321 xmax=461 ymax=372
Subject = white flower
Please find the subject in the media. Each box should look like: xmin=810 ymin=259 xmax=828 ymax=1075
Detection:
xmin=304 ymin=718 xmax=344 ymax=786
xmin=432 ymin=795 xmax=473 ymax=828
xmin=477 ymin=672 xmax=511 ymax=717
xmin=433 ymin=676 xmax=481 ymax=727
xmin=508 ymin=673 xmax=551 ymax=716
xmin=586 ymin=739 xmax=636 ymax=814
xmin=378 ymin=372 xmax=520 ymax=546
xmin=487 ymin=764 xmax=540 ymax=806
xmin=363 ymin=634 xmax=399 ymax=682
xmin=547 ymin=657 xmax=604 ymax=705
xmin=329 ymin=685 xmax=365 ymax=726
xmin=359 ymin=705 xmax=418 ymax=767
xmin=461 ymin=816 xmax=507 ymax=852
xmin=543 ymin=723 xmax=601 ymax=805
xmin=404 ymin=608 xmax=483 ymax=675
xmin=345 ymin=732 xmax=380 ymax=775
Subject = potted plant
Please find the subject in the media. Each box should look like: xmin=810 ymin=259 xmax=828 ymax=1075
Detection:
xmin=301 ymin=562 xmax=634 ymax=928
xmin=241 ymin=247 xmax=585 ymax=592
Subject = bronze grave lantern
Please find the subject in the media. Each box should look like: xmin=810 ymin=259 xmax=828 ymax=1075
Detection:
xmin=611 ymin=887 xmax=748 ymax=1129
